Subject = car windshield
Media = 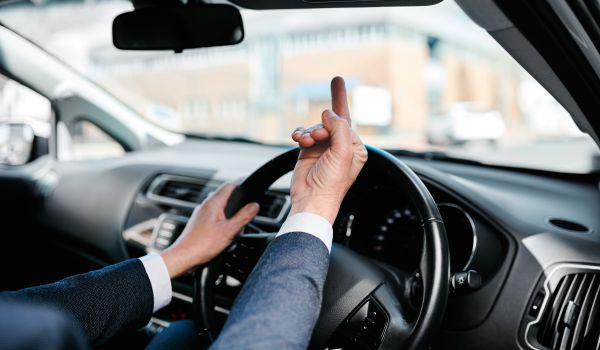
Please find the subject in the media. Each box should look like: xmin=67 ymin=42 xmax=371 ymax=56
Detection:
xmin=0 ymin=0 xmax=598 ymax=173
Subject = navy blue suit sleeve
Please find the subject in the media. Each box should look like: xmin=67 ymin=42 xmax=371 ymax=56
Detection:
xmin=210 ymin=232 xmax=330 ymax=350
xmin=0 ymin=258 xmax=154 ymax=346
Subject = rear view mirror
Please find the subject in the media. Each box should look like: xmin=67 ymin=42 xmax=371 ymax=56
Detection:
xmin=113 ymin=4 xmax=244 ymax=52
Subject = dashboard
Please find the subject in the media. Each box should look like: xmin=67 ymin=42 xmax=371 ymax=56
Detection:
xmin=4 ymin=139 xmax=600 ymax=350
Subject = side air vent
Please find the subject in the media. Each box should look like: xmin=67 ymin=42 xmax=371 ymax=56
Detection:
xmin=147 ymin=175 xmax=213 ymax=208
xmin=527 ymin=267 xmax=600 ymax=350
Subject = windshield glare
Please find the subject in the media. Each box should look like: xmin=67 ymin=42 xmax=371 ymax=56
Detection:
xmin=0 ymin=0 xmax=598 ymax=173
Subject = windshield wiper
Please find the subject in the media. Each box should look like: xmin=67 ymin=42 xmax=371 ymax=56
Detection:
xmin=385 ymin=148 xmax=483 ymax=166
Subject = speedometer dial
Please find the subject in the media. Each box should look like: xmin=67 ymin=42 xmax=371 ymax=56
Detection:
xmin=335 ymin=203 xmax=423 ymax=272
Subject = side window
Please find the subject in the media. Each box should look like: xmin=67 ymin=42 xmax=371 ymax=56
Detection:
xmin=0 ymin=74 xmax=51 ymax=165
xmin=0 ymin=74 xmax=124 ymax=164
xmin=57 ymin=120 xmax=125 ymax=161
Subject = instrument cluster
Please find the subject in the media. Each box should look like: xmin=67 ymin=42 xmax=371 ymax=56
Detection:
xmin=333 ymin=185 xmax=477 ymax=274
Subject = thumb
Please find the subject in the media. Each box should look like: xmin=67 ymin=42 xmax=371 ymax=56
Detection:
xmin=227 ymin=202 xmax=260 ymax=233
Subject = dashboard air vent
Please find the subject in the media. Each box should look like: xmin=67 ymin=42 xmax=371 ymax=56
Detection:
xmin=147 ymin=175 xmax=213 ymax=208
xmin=158 ymin=180 xmax=206 ymax=203
xmin=256 ymin=192 xmax=290 ymax=222
xmin=536 ymin=272 xmax=600 ymax=350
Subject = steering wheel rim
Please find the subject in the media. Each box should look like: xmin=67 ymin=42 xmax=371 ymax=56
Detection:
xmin=194 ymin=145 xmax=449 ymax=350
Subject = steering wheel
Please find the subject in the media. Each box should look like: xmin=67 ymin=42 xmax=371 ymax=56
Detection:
xmin=194 ymin=144 xmax=449 ymax=350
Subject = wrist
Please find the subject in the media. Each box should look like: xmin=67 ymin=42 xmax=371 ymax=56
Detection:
xmin=289 ymin=197 xmax=342 ymax=225
xmin=160 ymin=246 xmax=205 ymax=279
xmin=159 ymin=248 xmax=183 ymax=279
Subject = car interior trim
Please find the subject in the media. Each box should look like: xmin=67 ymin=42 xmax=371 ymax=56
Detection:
xmin=122 ymin=218 xmax=157 ymax=251
xmin=437 ymin=202 xmax=478 ymax=272
xmin=172 ymin=291 xmax=193 ymax=304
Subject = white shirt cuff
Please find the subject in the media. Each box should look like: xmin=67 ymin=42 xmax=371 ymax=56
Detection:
xmin=276 ymin=212 xmax=333 ymax=253
xmin=139 ymin=252 xmax=172 ymax=313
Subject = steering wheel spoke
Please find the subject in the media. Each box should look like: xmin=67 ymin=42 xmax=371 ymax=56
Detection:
xmin=311 ymin=244 xmax=414 ymax=350
xmin=325 ymin=281 xmax=413 ymax=350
